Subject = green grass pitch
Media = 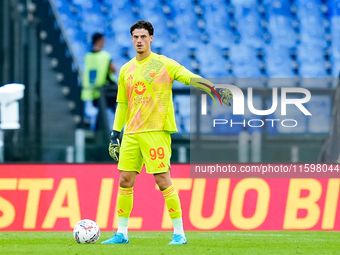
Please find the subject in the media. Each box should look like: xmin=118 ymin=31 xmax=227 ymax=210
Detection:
xmin=1 ymin=231 xmax=339 ymax=254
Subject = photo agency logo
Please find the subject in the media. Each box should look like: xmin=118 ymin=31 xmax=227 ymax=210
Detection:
xmin=201 ymin=84 xmax=312 ymax=129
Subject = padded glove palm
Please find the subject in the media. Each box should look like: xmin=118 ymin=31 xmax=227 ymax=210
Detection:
xmin=108 ymin=131 xmax=121 ymax=161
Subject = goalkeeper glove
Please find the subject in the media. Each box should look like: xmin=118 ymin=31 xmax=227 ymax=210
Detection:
xmin=217 ymin=88 xmax=233 ymax=107
xmin=192 ymin=80 xmax=233 ymax=107
xmin=108 ymin=130 xmax=121 ymax=161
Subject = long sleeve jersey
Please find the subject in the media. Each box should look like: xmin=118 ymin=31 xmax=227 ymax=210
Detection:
xmin=116 ymin=52 xmax=201 ymax=134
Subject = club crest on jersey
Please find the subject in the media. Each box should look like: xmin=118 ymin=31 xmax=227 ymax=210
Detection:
xmin=134 ymin=81 xmax=146 ymax=95
xmin=149 ymin=69 xmax=157 ymax=78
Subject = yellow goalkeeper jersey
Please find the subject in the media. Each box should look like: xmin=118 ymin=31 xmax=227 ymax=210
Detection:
xmin=117 ymin=52 xmax=200 ymax=134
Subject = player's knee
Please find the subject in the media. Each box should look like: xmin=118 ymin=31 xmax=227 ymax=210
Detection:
xmin=119 ymin=172 xmax=136 ymax=188
xmin=119 ymin=177 xmax=134 ymax=188
xmin=155 ymin=173 xmax=172 ymax=191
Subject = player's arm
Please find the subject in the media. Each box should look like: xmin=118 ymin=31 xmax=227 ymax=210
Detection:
xmin=107 ymin=58 xmax=117 ymax=84
xmin=109 ymin=69 xmax=127 ymax=161
xmin=112 ymin=103 xmax=127 ymax=132
xmin=166 ymin=59 xmax=232 ymax=106
xmin=109 ymin=61 xmax=117 ymax=73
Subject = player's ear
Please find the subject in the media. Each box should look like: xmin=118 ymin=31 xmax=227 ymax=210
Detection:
xmin=150 ymin=35 xmax=153 ymax=43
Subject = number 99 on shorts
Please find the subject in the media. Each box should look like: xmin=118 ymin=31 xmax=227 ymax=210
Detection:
xmin=149 ymin=147 xmax=165 ymax=160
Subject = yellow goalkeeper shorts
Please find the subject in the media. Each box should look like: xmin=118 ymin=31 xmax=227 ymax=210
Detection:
xmin=118 ymin=131 xmax=171 ymax=174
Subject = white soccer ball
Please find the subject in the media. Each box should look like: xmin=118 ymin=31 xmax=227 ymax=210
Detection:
xmin=73 ymin=219 xmax=100 ymax=244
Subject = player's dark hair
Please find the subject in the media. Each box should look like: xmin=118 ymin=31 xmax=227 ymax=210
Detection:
xmin=92 ymin=33 xmax=104 ymax=46
xmin=130 ymin=20 xmax=154 ymax=36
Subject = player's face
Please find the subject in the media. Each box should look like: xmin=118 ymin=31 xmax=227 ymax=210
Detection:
xmin=97 ymin=37 xmax=105 ymax=49
xmin=132 ymin=29 xmax=153 ymax=54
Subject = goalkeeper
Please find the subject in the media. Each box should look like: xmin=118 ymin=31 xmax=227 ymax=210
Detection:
xmin=102 ymin=20 xmax=232 ymax=245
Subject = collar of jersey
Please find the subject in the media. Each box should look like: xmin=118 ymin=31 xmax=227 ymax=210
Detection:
xmin=135 ymin=52 xmax=153 ymax=65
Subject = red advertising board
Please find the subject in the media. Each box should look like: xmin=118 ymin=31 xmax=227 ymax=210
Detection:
xmin=0 ymin=164 xmax=339 ymax=231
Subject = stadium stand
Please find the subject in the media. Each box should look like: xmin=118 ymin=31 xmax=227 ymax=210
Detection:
xmin=50 ymin=0 xmax=338 ymax=79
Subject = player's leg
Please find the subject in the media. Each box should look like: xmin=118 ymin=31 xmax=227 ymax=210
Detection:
xmin=102 ymin=133 xmax=142 ymax=244
xmin=116 ymin=170 xmax=137 ymax=239
xmin=101 ymin=170 xmax=137 ymax=244
xmin=140 ymin=131 xmax=187 ymax=244
xmin=154 ymin=171 xmax=187 ymax=245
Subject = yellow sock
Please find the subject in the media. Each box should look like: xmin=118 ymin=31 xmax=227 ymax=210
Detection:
xmin=162 ymin=185 xmax=184 ymax=236
xmin=117 ymin=187 xmax=133 ymax=237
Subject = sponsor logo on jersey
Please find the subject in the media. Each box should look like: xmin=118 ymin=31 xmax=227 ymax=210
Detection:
xmin=133 ymin=96 xmax=150 ymax=105
xmin=149 ymin=69 xmax=157 ymax=78
xmin=134 ymin=82 xmax=146 ymax=95
xmin=169 ymin=208 xmax=176 ymax=212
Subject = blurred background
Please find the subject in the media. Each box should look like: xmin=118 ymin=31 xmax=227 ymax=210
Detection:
xmin=1 ymin=0 xmax=340 ymax=163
